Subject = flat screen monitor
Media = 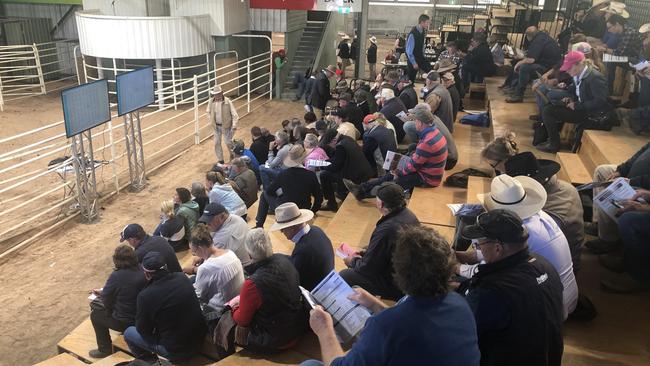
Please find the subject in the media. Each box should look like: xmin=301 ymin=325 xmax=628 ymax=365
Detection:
xmin=116 ymin=66 xmax=155 ymax=116
xmin=62 ymin=79 xmax=111 ymax=138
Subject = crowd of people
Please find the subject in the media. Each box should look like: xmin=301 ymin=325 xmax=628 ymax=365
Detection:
xmin=83 ymin=6 xmax=650 ymax=366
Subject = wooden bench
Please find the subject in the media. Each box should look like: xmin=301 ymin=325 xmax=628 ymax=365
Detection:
xmin=213 ymin=349 xmax=308 ymax=366
xmin=422 ymin=223 xmax=456 ymax=244
xmin=578 ymin=128 xmax=648 ymax=174
xmin=469 ymin=83 xmax=486 ymax=100
xmin=556 ymin=152 xmax=592 ymax=186
xmin=57 ymin=318 xmax=120 ymax=363
xmin=90 ymin=351 xmax=133 ymax=366
xmin=467 ymin=176 xmax=491 ymax=204
xmin=34 ymin=352 xmax=86 ymax=366
xmin=408 ymin=186 xmax=465 ymax=227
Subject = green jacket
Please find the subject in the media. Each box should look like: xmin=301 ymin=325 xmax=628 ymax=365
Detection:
xmin=176 ymin=201 xmax=199 ymax=241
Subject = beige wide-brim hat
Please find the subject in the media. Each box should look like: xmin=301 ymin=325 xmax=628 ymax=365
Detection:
xmin=283 ymin=144 xmax=309 ymax=168
xmin=477 ymin=175 xmax=547 ymax=220
xmin=270 ymin=202 xmax=314 ymax=231
xmin=640 ymin=23 xmax=650 ymax=34
xmin=601 ymin=2 xmax=629 ymax=18
xmin=435 ymin=59 xmax=458 ymax=73
xmin=209 ymin=84 xmax=222 ymax=95
xmin=369 ymin=36 xmax=377 ymax=44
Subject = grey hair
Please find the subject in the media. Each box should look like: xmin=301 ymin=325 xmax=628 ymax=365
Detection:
xmin=245 ymin=228 xmax=274 ymax=262
xmin=275 ymin=130 xmax=289 ymax=144
xmin=191 ymin=182 xmax=207 ymax=198
xmin=304 ymin=133 xmax=319 ymax=148
xmin=231 ymin=157 xmax=247 ymax=169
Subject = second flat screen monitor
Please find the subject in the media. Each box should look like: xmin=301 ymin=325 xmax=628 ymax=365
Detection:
xmin=116 ymin=66 xmax=155 ymax=116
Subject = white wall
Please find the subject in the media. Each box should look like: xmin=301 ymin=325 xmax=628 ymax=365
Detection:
xmin=170 ymin=0 xmax=250 ymax=36
xmin=82 ymin=0 xmax=147 ymax=16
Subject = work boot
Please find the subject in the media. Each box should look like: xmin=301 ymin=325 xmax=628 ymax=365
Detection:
xmin=89 ymin=349 xmax=111 ymax=359
xmin=584 ymin=222 xmax=598 ymax=236
xmin=585 ymin=238 xmax=620 ymax=254
xmin=343 ymin=179 xmax=364 ymax=201
xmin=601 ymin=272 xmax=650 ymax=294
xmin=599 ymin=254 xmax=625 ymax=273
xmin=535 ymin=141 xmax=559 ymax=154
xmin=506 ymin=95 xmax=524 ymax=103
xmin=321 ymin=200 xmax=339 ymax=212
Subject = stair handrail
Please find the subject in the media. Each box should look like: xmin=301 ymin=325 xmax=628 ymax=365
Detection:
xmin=311 ymin=12 xmax=333 ymax=81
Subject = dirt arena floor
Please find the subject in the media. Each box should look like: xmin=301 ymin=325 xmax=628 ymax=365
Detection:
xmin=0 ymin=91 xmax=306 ymax=366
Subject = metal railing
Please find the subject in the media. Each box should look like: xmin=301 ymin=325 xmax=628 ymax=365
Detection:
xmin=0 ymin=36 xmax=273 ymax=258
xmin=0 ymin=40 xmax=79 ymax=111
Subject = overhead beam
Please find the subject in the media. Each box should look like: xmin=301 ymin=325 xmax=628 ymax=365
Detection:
xmin=0 ymin=0 xmax=82 ymax=5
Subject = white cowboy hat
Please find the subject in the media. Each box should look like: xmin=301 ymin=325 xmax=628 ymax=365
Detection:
xmin=270 ymin=202 xmax=314 ymax=231
xmin=477 ymin=175 xmax=547 ymax=220
xmin=209 ymin=84 xmax=222 ymax=95
xmin=341 ymin=34 xmax=351 ymax=40
xmin=369 ymin=36 xmax=377 ymax=44
xmin=283 ymin=144 xmax=308 ymax=168
xmin=601 ymin=2 xmax=629 ymax=18
xmin=640 ymin=23 xmax=650 ymax=34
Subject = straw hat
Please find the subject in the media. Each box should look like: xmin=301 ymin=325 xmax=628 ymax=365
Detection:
xmin=283 ymin=144 xmax=308 ymax=168
xmin=269 ymin=202 xmax=314 ymax=231
xmin=209 ymin=84 xmax=222 ymax=95
xmin=434 ymin=59 xmax=457 ymax=73
xmin=477 ymin=174 xmax=547 ymax=220
xmin=324 ymin=65 xmax=337 ymax=74
xmin=369 ymin=36 xmax=377 ymax=44
xmin=601 ymin=2 xmax=629 ymax=18
xmin=341 ymin=34 xmax=351 ymax=40
xmin=640 ymin=23 xmax=650 ymax=34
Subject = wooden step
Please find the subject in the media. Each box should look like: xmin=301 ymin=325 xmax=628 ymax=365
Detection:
xmin=324 ymin=196 xmax=381 ymax=253
xmin=422 ymin=223 xmax=456 ymax=244
xmin=34 ymin=352 xmax=86 ymax=366
xmin=213 ymin=349 xmax=308 ymax=366
xmin=57 ymin=318 xmax=119 ymax=363
xmin=408 ymin=185 xmax=466 ymax=227
xmin=578 ymin=128 xmax=648 ymax=174
xmin=467 ymin=176 xmax=491 ymax=204
xmin=557 ymin=152 xmax=591 ymax=185
xmin=90 ymin=351 xmax=133 ymax=366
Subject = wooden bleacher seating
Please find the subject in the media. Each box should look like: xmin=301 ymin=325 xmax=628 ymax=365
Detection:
xmin=57 ymin=318 xmax=120 ymax=363
xmin=557 ymin=152 xmax=592 ymax=185
xmin=467 ymin=176 xmax=491 ymax=204
xmin=89 ymin=351 xmax=134 ymax=366
xmin=469 ymin=83 xmax=486 ymax=100
xmin=33 ymin=352 xmax=86 ymax=366
xmin=408 ymin=186 xmax=465 ymax=227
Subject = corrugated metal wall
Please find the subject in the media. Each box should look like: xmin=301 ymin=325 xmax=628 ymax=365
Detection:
xmin=76 ymin=12 xmax=214 ymax=59
xmin=170 ymin=0 xmax=249 ymax=36
xmin=82 ymin=0 xmax=147 ymax=16
xmin=286 ymin=10 xmax=307 ymax=32
xmin=250 ymin=8 xmax=287 ymax=32
xmin=1 ymin=2 xmax=80 ymax=40
xmin=626 ymin=0 xmax=650 ymax=29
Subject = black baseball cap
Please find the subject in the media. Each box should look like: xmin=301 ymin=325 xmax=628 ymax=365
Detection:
xmin=199 ymin=202 xmax=228 ymax=223
xmin=462 ymin=209 xmax=529 ymax=243
xmin=142 ymin=251 xmax=167 ymax=272
xmin=371 ymin=182 xmax=405 ymax=208
xmin=315 ymin=119 xmax=328 ymax=131
xmin=119 ymin=224 xmax=145 ymax=242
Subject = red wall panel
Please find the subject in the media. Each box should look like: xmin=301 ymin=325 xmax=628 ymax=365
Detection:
xmin=250 ymin=0 xmax=316 ymax=10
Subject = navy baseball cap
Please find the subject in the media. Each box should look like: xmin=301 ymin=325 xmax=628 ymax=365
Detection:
xmin=141 ymin=251 xmax=167 ymax=272
xmin=462 ymin=209 xmax=529 ymax=243
xmin=199 ymin=202 xmax=228 ymax=223
xmin=119 ymin=224 xmax=145 ymax=242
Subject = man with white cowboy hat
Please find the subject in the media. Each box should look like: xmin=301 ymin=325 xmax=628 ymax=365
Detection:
xmin=207 ymin=84 xmax=239 ymax=164
xmin=338 ymin=34 xmax=351 ymax=77
xmin=457 ymin=174 xmax=578 ymax=320
xmin=254 ymin=144 xmax=322 ymax=229
xmin=270 ymin=202 xmax=334 ymax=291
xmin=310 ymin=65 xmax=337 ymax=119
xmin=367 ymin=36 xmax=378 ymax=80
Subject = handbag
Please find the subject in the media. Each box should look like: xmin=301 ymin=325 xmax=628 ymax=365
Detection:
xmin=583 ymin=110 xmax=615 ymax=131
xmin=532 ymin=121 xmax=548 ymax=146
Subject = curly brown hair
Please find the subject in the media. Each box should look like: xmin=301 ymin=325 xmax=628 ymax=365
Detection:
xmin=113 ymin=244 xmax=139 ymax=270
xmin=393 ymin=225 xmax=454 ymax=298
xmin=191 ymin=224 xmax=213 ymax=248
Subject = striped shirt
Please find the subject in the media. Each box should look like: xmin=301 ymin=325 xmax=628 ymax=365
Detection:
xmin=399 ymin=126 xmax=448 ymax=187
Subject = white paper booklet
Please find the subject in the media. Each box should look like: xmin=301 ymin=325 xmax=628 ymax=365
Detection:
xmin=307 ymin=159 xmax=331 ymax=167
xmin=593 ymin=177 xmax=636 ymax=221
xmin=382 ymin=151 xmax=409 ymax=171
xmin=300 ymin=271 xmax=371 ymax=343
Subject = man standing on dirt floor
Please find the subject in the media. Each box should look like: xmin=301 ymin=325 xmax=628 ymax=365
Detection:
xmin=207 ymin=84 xmax=239 ymax=164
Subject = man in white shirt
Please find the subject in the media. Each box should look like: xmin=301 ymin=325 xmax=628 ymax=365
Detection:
xmin=207 ymin=85 xmax=239 ymax=164
xmin=198 ymin=203 xmax=250 ymax=266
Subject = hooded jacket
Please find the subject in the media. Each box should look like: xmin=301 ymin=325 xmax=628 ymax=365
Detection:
xmin=208 ymin=184 xmax=247 ymax=217
xmin=176 ymin=201 xmax=199 ymax=242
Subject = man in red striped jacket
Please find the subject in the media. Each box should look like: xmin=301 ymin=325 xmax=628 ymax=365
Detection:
xmin=345 ymin=108 xmax=448 ymax=199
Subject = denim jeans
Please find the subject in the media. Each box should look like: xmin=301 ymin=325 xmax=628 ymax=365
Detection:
xmin=359 ymin=172 xmax=424 ymax=197
xmin=299 ymin=360 xmax=324 ymax=366
xmin=292 ymin=71 xmax=306 ymax=99
xmin=630 ymin=77 xmax=650 ymax=127
xmin=534 ymin=82 xmax=572 ymax=116
xmin=124 ymin=326 xmax=172 ymax=361
xmin=619 ymin=211 xmax=650 ymax=282
xmin=403 ymin=121 xmax=418 ymax=143
xmin=514 ymin=63 xmax=546 ymax=96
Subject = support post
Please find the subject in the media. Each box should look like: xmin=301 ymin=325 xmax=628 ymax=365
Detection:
xmin=193 ymin=75 xmax=200 ymax=145
xmin=357 ymin=0 xmax=369 ymax=80
xmin=32 ymin=43 xmax=46 ymax=94
xmin=70 ymin=129 xmax=98 ymax=222
xmin=156 ymin=59 xmax=164 ymax=109
xmin=247 ymin=58 xmax=251 ymax=113
xmin=171 ymin=58 xmax=177 ymax=110
xmin=123 ymin=111 xmax=146 ymax=191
